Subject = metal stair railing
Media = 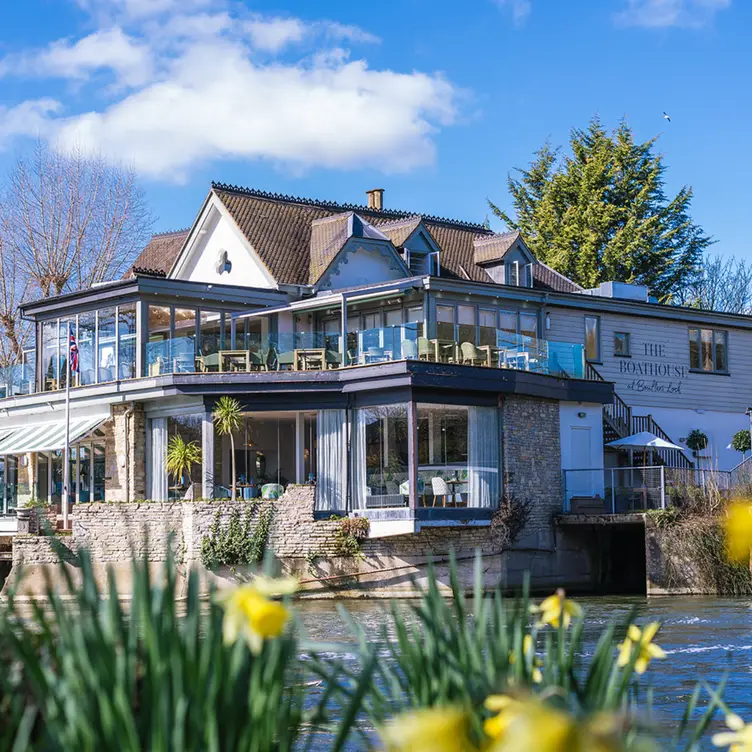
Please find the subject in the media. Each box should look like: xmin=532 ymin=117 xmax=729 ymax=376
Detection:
xmin=585 ymin=362 xmax=693 ymax=469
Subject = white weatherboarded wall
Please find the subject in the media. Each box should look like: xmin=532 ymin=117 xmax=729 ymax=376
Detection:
xmin=172 ymin=202 xmax=275 ymax=288
xmin=548 ymin=304 xmax=752 ymax=470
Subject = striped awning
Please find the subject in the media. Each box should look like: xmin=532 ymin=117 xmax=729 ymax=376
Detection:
xmin=0 ymin=415 xmax=108 ymax=454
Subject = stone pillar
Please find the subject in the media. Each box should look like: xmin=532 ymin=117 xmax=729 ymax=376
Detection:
xmin=107 ymin=403 xmax=146 ymax=502
xmin=202 ymin=412 xmax=214 ymax=500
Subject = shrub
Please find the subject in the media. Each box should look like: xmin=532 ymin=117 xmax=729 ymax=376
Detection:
xmin=731 ymin=429 xmax=751 ymax=455
xmin=685 ymin=429 xmax=709 ymax=452
xmin=200 ymin=504 xmax=274 ymax=569
xmin=333 ymin=516 xmax=370 ymax=557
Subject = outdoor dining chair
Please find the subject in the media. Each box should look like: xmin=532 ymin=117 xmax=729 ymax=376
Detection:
xmin=460 ymin=341 xmax=486 ymax=366
xmin=431 ymin=476 xmax=451 ymax=507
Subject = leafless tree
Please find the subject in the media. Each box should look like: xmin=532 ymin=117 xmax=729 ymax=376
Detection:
xmin=0 ymin=208 xmax=31 ymax=365
xmin=5 ymin=142 xmax=153 ymax=296
xmin=674 ymin=254 xmax=752 ymax=314
xmin=0 ymin=142 xmax=154 ymax=365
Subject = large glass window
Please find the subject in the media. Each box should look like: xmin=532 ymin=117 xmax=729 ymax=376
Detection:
xmin=689 ymin=328 xmax=728 ymax=373
xmin=479 ymin=309 xmax=496 ymax=347
xmin=352 ymin=405 xmax=409 ymax=509
xmin=173 ymin=308 xmax=196 ymax=373
xmin=93 ymin=444 xmax=106 ymax=501
xmin=198 ymin=311 xmax=222 ymax=370
xmin=118 ymin=304 xmax=137 ymax=380
xmin=405 ymin=306 xmax=424 ymax=338
xmin=519 ymin=312 xmax=538 ymax=343
xmin=97 ymin=307 xmax=117 ymax=382
xmin=584 ymin=315 xmax=601 ymax=362
xmin=42 ymin=320 xmax=59 ymax=391
xmin=436 ymin=305 xmax=455 ymax=340
xmin=147 ymin=305 xmax=171 ymax=376
xmin=499 ymin=311 xmax=517 ymax=347
xmin=614 ymin=331 xmax=631 ymax=357
xmin=417 ymin=404 xmax=499 ymax=509
xmin=78 ymin=311 xmax=97 ymax=385
xmin=457 ymin=305 xmax=476 ymax=344
xmin=167 ymin=414 xmax=202 ymax=499
xmin=59 ymin=318 xmax=74 ymax=389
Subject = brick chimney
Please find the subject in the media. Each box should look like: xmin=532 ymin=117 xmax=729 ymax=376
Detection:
xmin=365 ymin=188 xmax=384 ymax=210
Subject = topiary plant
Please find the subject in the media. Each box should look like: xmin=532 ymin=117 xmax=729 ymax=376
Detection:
xmin=685 ymin=429 xmax=709 ymax=453
xmin=732 ymin=429 xmax=751 ymax=455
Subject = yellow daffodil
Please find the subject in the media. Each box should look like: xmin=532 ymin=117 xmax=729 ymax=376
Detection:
xmin=215 ymin=580 xmax=293 ymax=654
xmin=725 ymin=502 xmax=752 ymax=563
xmin=484 ymin=695 xmax=523 ymax=740
xmin=533 ymin=589 xmax=582 ymax=629
xmin=617 ymin=622 xmax=666 ymax=675
xmin=713 ymin=713 xmax=752 ymax=751
xmin=379 ymin=706 xmax=472 ymax=752
xmin=484 ymin=698 xmax=620 ymax=752
xmin=508 ymin=634 xmax=543 ymax=684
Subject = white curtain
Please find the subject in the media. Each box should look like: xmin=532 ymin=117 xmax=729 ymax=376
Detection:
xmin=468 ymin=406 xmax=500 ymax=508
xmin=315 ymin=409 xmax=346 ymax=511
xmin=148 ymin=417 xmax=168 ymax=501
xmin=350 ymin=409 xmax=369 ymax=510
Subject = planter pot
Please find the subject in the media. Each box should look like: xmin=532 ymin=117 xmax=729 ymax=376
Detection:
xmin=15 ymin=507 xmax=32 ymax=534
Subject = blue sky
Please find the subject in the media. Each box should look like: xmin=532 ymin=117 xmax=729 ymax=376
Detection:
xmin=0 ymin=0 xmax=748 ymax=257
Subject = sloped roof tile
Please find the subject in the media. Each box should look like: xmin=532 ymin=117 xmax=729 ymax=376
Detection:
xmin=126 ymin=229 xmax=189 ymax=278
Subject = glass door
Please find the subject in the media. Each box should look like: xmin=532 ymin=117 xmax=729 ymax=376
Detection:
xmin=0 ymin=457 xmax=4 ymax=515
xmin=93 ymin=445 xmax=106 ymax=501
xmin=6 ymin=456 xmax=17 ymax=512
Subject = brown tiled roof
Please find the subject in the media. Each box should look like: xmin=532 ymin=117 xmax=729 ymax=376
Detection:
xmin=143 ymin=183 xmax=581 ymax=293
xmin=377 ymin=215 xmax=423 ymax=248
xmin=533 ymin=262 xmax=584 ymax=293
xmin=473 ymin=231 xmax=520 ymax=265
xmin=308 ymin=213 xmax=351 ymax=284
xmin=211 ymin=184 xmax=494 ymax=286
xmin=127 ymin=229 xmax=189 ymax=277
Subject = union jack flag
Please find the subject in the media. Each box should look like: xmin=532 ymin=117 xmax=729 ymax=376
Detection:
xmin=69 ymin=327 xmax=79 ymax=374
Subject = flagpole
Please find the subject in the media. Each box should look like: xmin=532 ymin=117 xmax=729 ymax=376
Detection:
xmin=62 ymin=342 xmax=71 ymax=530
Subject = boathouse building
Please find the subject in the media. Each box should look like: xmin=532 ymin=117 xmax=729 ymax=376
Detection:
xmin=0 ymin=184 xmax=749 ymax=539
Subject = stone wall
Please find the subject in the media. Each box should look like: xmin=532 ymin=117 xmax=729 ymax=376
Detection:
xmin=501 ymin=395 xmax=562 ymax=549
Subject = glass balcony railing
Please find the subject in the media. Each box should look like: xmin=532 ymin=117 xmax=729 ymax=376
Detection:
xmin=143 ymin=326 xmax=585 ymax=379
xmin=0 ymin=364 xmax=36 ymax=398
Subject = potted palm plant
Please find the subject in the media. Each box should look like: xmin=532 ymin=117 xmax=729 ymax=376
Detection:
xmin=213 ymin=396 xmax=244 ymax=501
xmin=165 ymin=435 xmax=202 ymax=499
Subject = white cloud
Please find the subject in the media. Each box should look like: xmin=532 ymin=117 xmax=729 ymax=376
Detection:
xmin=0 ymin=28 xmax=152 ymax=87
xmin=245 ymin=17 xmax=307 ymax=52
xmin=493 ymin=0 xmax=532 ymax=26
xmin=0 ymin=5 xmax=458 ymax=180
xmin=0 ymin=100 xmax=60 ymax=146
xmin=616 ymin=0 xmax=731 ymax=28
xmin=73 ymin=0 xmax=214 ymax=22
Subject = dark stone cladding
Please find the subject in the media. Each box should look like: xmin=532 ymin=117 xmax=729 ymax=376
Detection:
xmin=157 ymin=360 xmax=614 ymax=410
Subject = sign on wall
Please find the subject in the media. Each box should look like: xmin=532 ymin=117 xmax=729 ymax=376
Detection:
xmin=619 ymin=343 xmax=688 ymax=394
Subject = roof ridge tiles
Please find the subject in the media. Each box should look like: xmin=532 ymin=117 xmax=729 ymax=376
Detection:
xmin=210 ymin=182 xmax=490 ymax=233
xmin=151 ymin=228 xmax=190 ymax=238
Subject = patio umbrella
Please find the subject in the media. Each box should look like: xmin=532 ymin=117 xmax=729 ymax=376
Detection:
xmin=606 ymin=431 xmax=685 ymax=466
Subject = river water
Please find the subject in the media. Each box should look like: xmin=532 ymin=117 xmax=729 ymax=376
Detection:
xmin=297 ymin=595 xmax=752 ymax=749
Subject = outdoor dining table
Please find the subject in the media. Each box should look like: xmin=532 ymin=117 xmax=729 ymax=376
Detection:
xmin=219 ymin=350 xmax=250 ymax=372
xmin=294 ymin=348 xmax=326 ymax=371
xmin=478 ymin=345 xmax=499 ymax=367
xmin=429 ymin=339 xmax=457 ymax=363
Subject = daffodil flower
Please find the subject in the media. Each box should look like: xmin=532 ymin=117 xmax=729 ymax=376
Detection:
xmin=508 ymin=634 xmax=543 ymax=684
xmin=712 ymin=712 xmax=752 ymax=751
xmin=215 ymin=578 xmax=296 ymax=654
xmin=725 ymin=502 xmax=752 ymax=563
xmin=484 ymin=695 xmax=522 ymax=740
xmin=533 ymin=589 xmax=582 ymax=629
xmin=617 ymin=622 xmax=666 ymax=674
xmin=379 ymin=706 xmax=472 ymax=752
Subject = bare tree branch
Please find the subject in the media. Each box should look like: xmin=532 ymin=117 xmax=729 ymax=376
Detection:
xmin=0 ymin=142 xmax=154 ymax=365
xmin=673 ymin=254 xmax=752 ymax=314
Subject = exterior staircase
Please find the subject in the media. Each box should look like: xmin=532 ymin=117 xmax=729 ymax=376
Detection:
xmin=585 ymin=363 xmax=694 ymax=469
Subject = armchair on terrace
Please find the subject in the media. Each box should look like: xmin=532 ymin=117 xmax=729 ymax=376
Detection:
xmin=460 ymin=342 xmax=485 ymax=367
xmin=418 ymin=337 xmax=434 ymax=361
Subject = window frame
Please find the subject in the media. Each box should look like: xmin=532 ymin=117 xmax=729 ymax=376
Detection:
xmin=584 ymin=315 xmax=601 ymax=363
xmin=613 ymin=331 xmax=631 ymax=358
xmin=688 ymin=327 xmax=729 ymax=374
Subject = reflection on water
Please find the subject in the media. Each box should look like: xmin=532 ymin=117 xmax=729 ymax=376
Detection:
xmin=297 ymin=595 xmax=752 ymax=750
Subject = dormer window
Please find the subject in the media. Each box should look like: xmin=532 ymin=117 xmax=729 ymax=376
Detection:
xmin=508 ymin=261 xmax=519 ymax=286
xmin=427 ymin=252 xmax=440 ymax=276
xmin=474 ymin=232 xmax=536 ymax=288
